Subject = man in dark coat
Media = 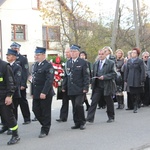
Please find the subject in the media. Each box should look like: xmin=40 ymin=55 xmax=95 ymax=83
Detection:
xmin=10 ymin=42 xmax=31 ymax=124
xmin=86 ymin=49 xmax=116 ymax=123
xmin=56 ymin=47 xmax=72 ymax=122
xmin=0 ymin=49 xmax=22 ymax=135
xmin=62 ymin=44 xmax=89 ymax=130
xmin=32 ymin=47 xmax=55 ymax=138
xmin=0 ymin=56 xmax=20 ymax=145
xmin=6 ymin=49 xmax=22 ymax=120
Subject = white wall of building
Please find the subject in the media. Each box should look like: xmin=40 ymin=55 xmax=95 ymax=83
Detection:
xmin=0 ymin=0 xmax=43 ymax=62
xmin=0 ymin=0 xmax=69 ymax=63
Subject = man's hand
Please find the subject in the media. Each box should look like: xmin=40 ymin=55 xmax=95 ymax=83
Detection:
xmin=83 ymin=90 xmax=88 ymax=93
xmin=5 ymin=96 xmax=12 ymax=105
xmin=20 ymin=86 xmax=26 ymax=90
xmin=98 ymin=76 xmax=104 ymax=80
xmin=40 ymin=93 xmax=46 ymax=99
xmin=62 ymin=89 xmax=65 ymax=92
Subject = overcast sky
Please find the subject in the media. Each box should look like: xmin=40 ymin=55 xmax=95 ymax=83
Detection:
xmin=83 ymin=0 xmax=150 ymax=18
xmin=81 ymin=0 xmax=150 ymax=26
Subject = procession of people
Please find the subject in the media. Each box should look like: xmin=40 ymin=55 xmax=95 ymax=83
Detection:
xmin=0 ymin=42 xmax=150 ymax=145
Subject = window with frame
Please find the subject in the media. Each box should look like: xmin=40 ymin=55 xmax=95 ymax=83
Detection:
xmin=11 ymin=24 xmax=26 ymax=41
xmin=42 ymin=26 xmax=60 ymax=49
xmin=32 ymin=0 xmax=40 ymax=10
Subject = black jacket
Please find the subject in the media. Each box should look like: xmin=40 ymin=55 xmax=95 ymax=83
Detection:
xmin=16 ymin=53 xmax=29 ymax=88
xmin=32 ymin=60 xmax=55 ymax=99
xmin=63 ymin=57 xmax=89 ymax=95
xmin=10 ymin=62 xmax=22 ymax=98
xmin=124 ymin=57 xmax=146 ymax=87
xmin=92 ymin=59 xmax=116 ymax=96
xmin=0 ymin=59 xmax=16 ymax=105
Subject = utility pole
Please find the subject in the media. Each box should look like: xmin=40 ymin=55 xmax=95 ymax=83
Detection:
xmin=133 ymin=0 xmax=140 ymax=48
xmin=111 ymin=0 xmax=141 ymax=51
xmin=111 ymin=0 xmax=120 ymax=51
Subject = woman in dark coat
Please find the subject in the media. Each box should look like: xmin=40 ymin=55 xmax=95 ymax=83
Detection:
xmin=115 ymin=49 xmax=124 ymax=109
xmin=124 ymin=47 xmax=146 ymax=113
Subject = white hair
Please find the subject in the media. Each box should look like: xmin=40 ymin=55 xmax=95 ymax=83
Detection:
xmin=142 ymin=51 xmax=149 ymax=56
xmin=103 ymin=46 xmax=113 ymax=55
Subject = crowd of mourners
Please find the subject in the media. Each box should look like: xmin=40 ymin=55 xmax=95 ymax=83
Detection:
xmin=0 ymin=42 xmax=149 ymax=146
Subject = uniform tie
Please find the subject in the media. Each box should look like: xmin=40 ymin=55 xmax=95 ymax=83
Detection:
xmin=72 ymin=60 xmax=75 ymax=67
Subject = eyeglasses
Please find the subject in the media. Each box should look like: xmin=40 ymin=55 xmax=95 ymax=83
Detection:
xmin=144 ymin=56 xmax=149 ymax=58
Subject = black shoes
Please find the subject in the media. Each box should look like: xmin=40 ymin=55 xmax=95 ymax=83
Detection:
xmin=56 ymin=119 xmax=67 ymax=122
xmin=80 ymin=124 xmax=86 ymax=130
xmin=7 ymin=135 xmax=20 ymax=145
xmin=86 ymin=119 xmax=94 ymax=123
xmin=71 ymin=124 xmax=86 ymax=130
xmin=97 ymin=106 xmax=106 ymax=109
xmin=126 ymin=108 xmax=133 ymax=110
xmin=32 ymin=117 xmax=38 ymax=121
xmin=22 ymin=121 xmax=31 ymax=125
xmin=71 ymin=125 xmax=80 ymax=129
xmin=107 ymin=118 xmax=114 ymax=123
xmin=38 ymin=132 xmax=48 ymax=138
xmin=133 ymin=105 xmax=138 ymax=113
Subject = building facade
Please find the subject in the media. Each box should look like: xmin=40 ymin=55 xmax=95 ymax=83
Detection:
xmin=0 ymin=0 xmax=64 ymax=62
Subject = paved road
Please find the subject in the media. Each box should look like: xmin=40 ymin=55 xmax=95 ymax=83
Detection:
xmin=1 ymin=90 xmax=150 ymax=150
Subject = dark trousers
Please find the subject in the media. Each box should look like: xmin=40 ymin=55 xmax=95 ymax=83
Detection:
xmin=33 ymin=95 xmax=53 ymax=134
xmin=98 ymin=93 xmax=106 ymax=108
xmin=127 ymin=92 xmax=134 ymax=109
xmin=69 ymin=94 xmax=86 ymax=126
xmin=87 ymin=87 xmax=115 ymax=122
xmin=83 ymin=94 xmax=90 ymax=109
xmin=130 ymin=93 xmax=140 ymax=108
xmin=13 ymin=97 xmax=19 ymax=120
xmin=1 ymin=98 xmax=19 ymax=127
xmin=59 ymin=91 xmax=73 ymax=120
xmin=141 ymin=77 xmax=150 ymax=105
xmin=0 ymin=104 xmax=17 ymax=129
xmin=19 ymin=89 xmax=31 ymax=122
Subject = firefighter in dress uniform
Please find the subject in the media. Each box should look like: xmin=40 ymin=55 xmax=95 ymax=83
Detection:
xmin=0 ymin=52 xmax=20 ymax=145
xmin=32 ymin=47 xmax=55 ymax=138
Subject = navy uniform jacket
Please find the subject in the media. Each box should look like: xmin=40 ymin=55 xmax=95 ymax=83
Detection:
xmin=63 ymin=57 xmax=89 ymax=95
xmin=10 ymin=62 xmax=22 ymax=98
xmin=0 ymin=59 xmax=16 ymax=105
xmin=32 ymin=60 xmax=55 ymax=99
xmin=16 ymin=53 xmax=29 ymax=88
